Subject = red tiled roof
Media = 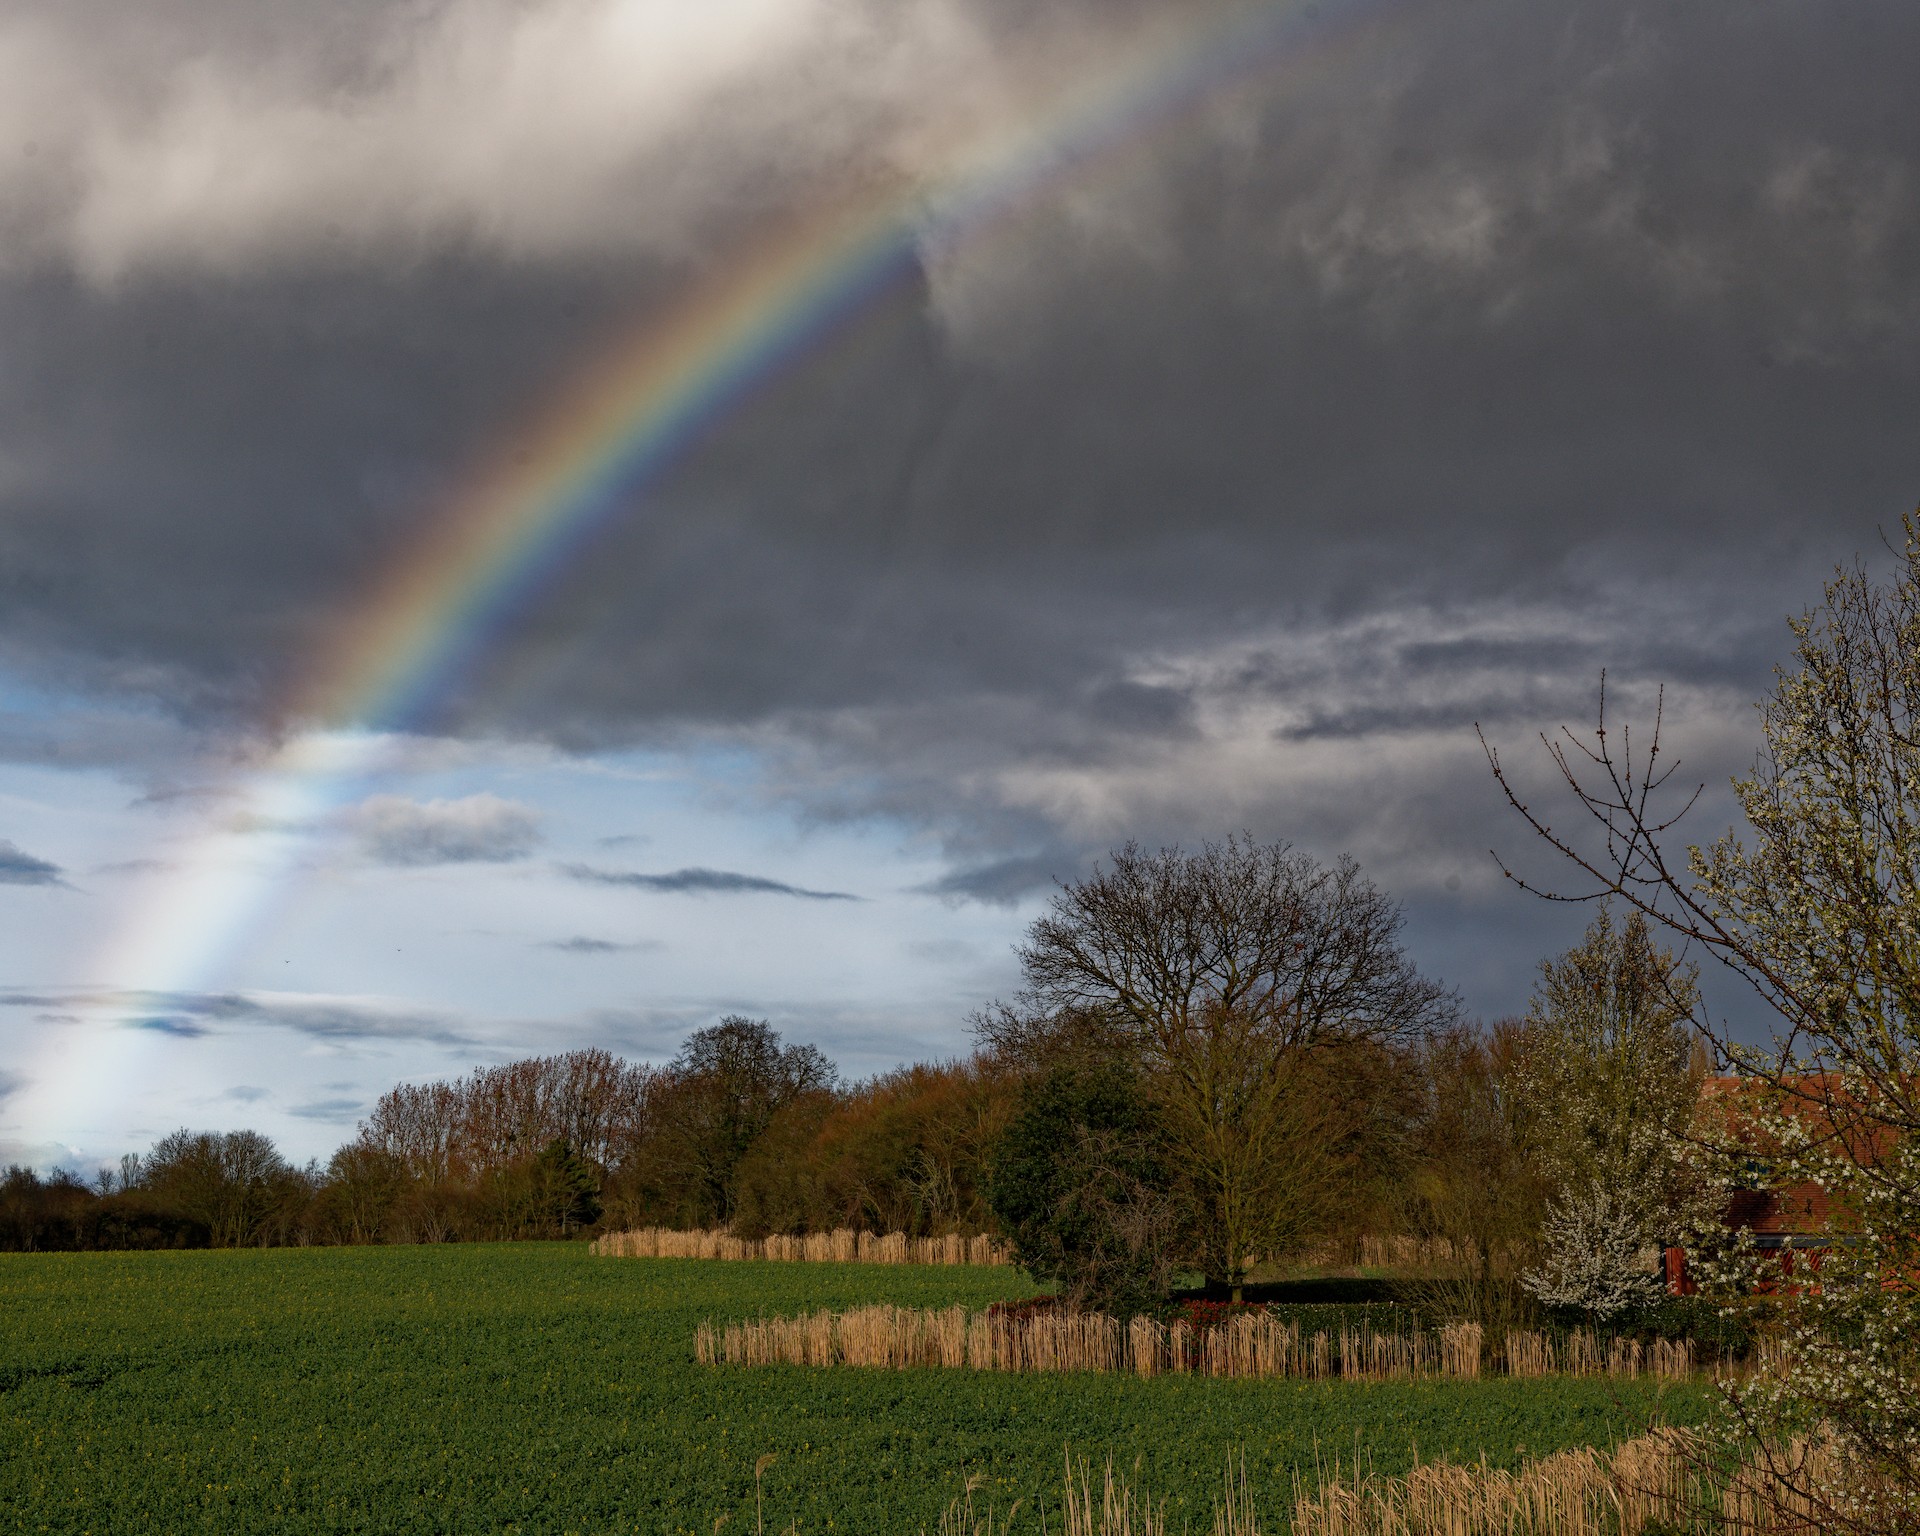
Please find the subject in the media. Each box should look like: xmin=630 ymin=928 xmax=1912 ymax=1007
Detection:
xmin=1724 ymin=1181 xmax=1833 ymax=1236
xmin=1697 ymin=1074 xmax=1898 ymax=1237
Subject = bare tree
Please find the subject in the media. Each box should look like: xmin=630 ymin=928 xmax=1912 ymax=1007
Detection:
xmin=1481 ymin=518 xmax=1920 ymax=1528
xmin=359 ymin=1080 xmax=465 ymax=1185
xmin=655 ymin=1018 xmax=837 ymax=1226
xmin=358 ymin=1050 xmax=654 ymax=1184
xmin=1402 ymin=1022 xmax=1548 ymax=1332
xmin=994 ymin=836 xmax=1456 ymax=1297
xmin=321 ymin=1143 xmax=407 ymax=1244
xmin=543 ymin=1048 xmax=652 ymax=1169
xmin=141 ymin=1129 xmax=303 ymax=1248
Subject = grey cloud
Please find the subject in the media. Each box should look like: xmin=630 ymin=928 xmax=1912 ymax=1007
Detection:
xmin=561 ymin=864 xmax=859 ymax=901
xmin=540 ymin=936 xmax=664 ymax=954
xmin=185 ymin=993 xmax=475 ymax=1045
xmin=904 ymin=938 xmax=982 ymax=965
xmin=0 ymin=1069 xmax=24 ymax=1104
xmin=576 ymin=1005 xmax=724 ymax=1059
xmin=348 ymin=793 xmax=541 ymax=866
xmin=577 ymin=1001 xmax=962 ymax=1076
xmin=129 ymin=784 xmax=239 ymax=812
xmin=0 ymin=702 xmax=215 ymax=776
xmin=0 ymin=987 xmax=473 ymax=1045
xmin=221 ymin=1085 xmax=270 ymax=1102
xmin=91 ymin=858 xmax=174 ymax=877
xmin=286 ymin=1098 xmax=363 ymax=1124
xmin=0 ymin=839 xmax=66 ymax=887
xmin=915 ymin=852 xmax=1076 ymax=906
xmin=131 ymin=1016 xmax=209 ymax=1038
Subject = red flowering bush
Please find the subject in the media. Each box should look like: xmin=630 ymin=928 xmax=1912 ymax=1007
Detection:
xmin=1172 ymin=1298 xmax=1270 ymax=1330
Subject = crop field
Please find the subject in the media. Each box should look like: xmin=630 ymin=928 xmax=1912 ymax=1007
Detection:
xmin=0 ymin=1244 xmax=1712 ymax=1535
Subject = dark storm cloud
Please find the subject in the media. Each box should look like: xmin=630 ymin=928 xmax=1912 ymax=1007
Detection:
xmin=561 ymin=865 xmax=860 ymax=901
xmin=0 ymin=0 xmax=1914 ymax=1014
xmin=0 ymin=0 xmax=1910 ymax=725
xmin=0 ymin=840 xmax=67 ymax=887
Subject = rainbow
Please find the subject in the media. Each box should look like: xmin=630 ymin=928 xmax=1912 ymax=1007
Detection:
xmin=303 ymin=0 xmax=1345 ymax=738
xmin=24 ymin=0 xmax=1370 ymax=1154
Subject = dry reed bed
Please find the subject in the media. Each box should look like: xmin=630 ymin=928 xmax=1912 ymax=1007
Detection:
xmin=1289 ymin=1429 xmax=1843 ymax=1536
xmin=1501 ymin=1330 xmax=1694 ymax=1380
xmin=927 ymin=1435 xmax=1836 ymax=1536
xmin=930 ymin=1454 xmax=1202 ymax=1536
xmin=694 ymin=1305 xmax=1695 ymax=1381
xmin=591 ymin=1226 xmax=1010 ymax=1266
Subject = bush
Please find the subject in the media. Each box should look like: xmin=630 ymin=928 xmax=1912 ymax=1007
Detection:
xmin=987 ymin=1062 xmax=1178 ymax=1315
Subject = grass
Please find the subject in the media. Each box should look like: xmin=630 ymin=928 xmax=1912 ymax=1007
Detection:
xmin=0 ymin=1244 xmax=1714 ymax=1534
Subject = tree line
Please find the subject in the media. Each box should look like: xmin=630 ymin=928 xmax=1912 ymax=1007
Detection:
xmin=0 ymin=1021 xmax=1004 ymax=1252
xmin=4 ymin=867 xmax=1704 ymax=1345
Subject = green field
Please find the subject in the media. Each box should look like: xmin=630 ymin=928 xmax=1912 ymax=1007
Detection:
xmin=1 ymin=1244 xmax=1711 ymax=1534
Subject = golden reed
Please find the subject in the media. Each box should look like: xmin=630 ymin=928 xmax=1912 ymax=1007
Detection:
xmin=919 ymin=1434 xmax=1838 ymax=1536
xmin=1289 ymin=1429 xmax=1843 ymax=1536
xmin=930 ymin=1435 xmax=1843 ymax=1536
xmin=927 ymin=1452 xmax=1230 ymax=1536
xmin=1500 ymin=1330 xmax=1694 ymax=1381
xmin=695 ymin=1307 xmax=1691 ymax=1383
xmin=592 ymin=1226 xmax=1010 ymax=1266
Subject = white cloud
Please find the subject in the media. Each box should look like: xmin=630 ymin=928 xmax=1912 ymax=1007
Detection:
xmin=0 ymin=0 xmax=994 ymax=282
xmin=348 ymin=792 xmax=541 ymax=866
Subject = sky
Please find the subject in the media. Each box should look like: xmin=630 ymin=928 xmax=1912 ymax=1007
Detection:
xmin=1 ymin=0 xmax=1916 ymax=1173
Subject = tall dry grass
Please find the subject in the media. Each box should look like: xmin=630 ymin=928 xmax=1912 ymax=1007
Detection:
xmin=928 ymin=1452 xmax=1253 ymax=1536
xmin=1500 ymin=1330 xmax=1695 ymax=1380
xmin=592 ymin=1226 xmax=1010 ymax=1266
xmin=695 ymin=1307 xmax=1691 ymax=1383
xmin=1288 ymin=1428 xmax=1845 ymax=1536
xmin=1064 ymin=1454 xmax=1167 ymax=1536
xmin=907 ymin=1434 xmax=1841 ymax=1535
